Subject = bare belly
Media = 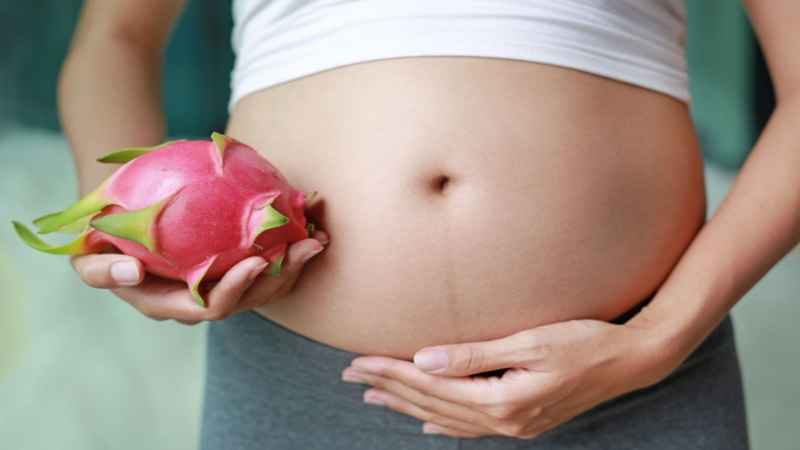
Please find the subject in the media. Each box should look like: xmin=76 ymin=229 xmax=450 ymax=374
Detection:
xmin=226 ymin=57 xmax=706 ymax=359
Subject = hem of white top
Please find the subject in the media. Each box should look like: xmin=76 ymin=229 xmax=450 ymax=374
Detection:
xmin=228 ymin=38 xmax=691 ymax=113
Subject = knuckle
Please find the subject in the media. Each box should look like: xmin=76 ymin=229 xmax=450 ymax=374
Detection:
xmin=452 ymin=346 xmax=484 ymax=373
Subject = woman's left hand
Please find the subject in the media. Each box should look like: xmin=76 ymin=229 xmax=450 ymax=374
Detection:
xmin=341 ymin=318 xmax=683 ymax=439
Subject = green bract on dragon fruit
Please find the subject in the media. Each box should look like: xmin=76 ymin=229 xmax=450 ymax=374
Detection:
xmin=12 ymin=132 xmax=317 ymax=306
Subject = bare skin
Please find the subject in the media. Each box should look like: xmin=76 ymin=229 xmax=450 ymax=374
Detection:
xmin=227 ymin=56 xmax=706 ymax=357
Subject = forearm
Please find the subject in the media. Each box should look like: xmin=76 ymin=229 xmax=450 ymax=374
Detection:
xmin=58 ymin=35 xmax=166 ymax=195
xmin=629 ymin=99 xmax=800 ymax=357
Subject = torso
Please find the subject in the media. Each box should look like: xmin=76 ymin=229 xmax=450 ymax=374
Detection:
xmin=226 ymin=57 xmax=705 ymax=359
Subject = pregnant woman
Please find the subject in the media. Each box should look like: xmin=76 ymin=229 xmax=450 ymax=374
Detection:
xmin=61 ymin=1 xmax=799 ymax=449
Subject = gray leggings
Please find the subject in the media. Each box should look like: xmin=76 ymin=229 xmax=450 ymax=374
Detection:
xmin=200 ymin=309 xmax=749 ymax=449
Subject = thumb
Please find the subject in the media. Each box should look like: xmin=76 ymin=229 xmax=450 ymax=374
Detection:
xmin=70 ymin=254 xmax=144 ymax=288
xmin=413 ymin=331 xmax=534 ymax=376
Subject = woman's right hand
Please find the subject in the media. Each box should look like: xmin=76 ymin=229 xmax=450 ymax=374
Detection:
xmin=68 ymin=229 xmax=329 ymax=325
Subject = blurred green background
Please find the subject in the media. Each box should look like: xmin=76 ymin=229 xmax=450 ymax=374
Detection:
xmin=0 ymin=1 xmax=797 ymax=449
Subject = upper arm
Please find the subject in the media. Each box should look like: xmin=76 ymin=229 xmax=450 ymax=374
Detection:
xmin=743 ymin=0 xmax=800 ymax=102
xmin=72 ymin=0 xmax=188 ymax=52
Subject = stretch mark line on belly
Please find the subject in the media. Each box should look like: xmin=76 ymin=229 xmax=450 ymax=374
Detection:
xmin=440 ymin=187 xmax=462 ymax=341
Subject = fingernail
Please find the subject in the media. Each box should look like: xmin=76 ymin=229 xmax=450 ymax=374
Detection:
xmin=301 ymin=244 xmax=324 ymax=263
xmin=248 ymin=262 xmax=269 ymax=281
xmin=414 ymin=348 xmax=448 ymax=372
xmin=317 ymin=233 xmax=330 ymax=245
xmin=110 ymin=261 xmax=140 ymax=286
xmin=363 ymin=390 xmax=385 ymax=406
xmin=422 ymin=423 xmax=442 ymax=435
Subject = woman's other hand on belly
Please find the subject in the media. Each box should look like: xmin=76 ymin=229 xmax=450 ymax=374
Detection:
xmin=69 ymin=230 xmax=329 ymax=324
xmin=340 ymin=317 xmax=680 ymax=439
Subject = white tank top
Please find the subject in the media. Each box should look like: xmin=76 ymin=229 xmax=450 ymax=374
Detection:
xmin=229 ymin=0 xmax=689 ymax=112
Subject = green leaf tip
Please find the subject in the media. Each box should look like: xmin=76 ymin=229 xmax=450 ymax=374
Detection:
xmin=257 ymin=204 xmax=289 ymax=235
xmin=306 ymin=222 xmax=315 ymax=237
xmin=12 ymin=221 xmax=91 ymax=255
xmin=32 ymin=211 xmax=59 ymax=225
xmin=211 ymin=132 xmax=230 ymax=155
xmin=268 ymin=254 xmax=284 ymax=277
xmin=89 ymin=196 xmax=172 ymax=253
xmin=97 ymin=149 xmax=150 ymax=164
xmin=54 ymin=213 xmax=97 ymax=235
xmin=187 ymin=255 xmax=218 ymax=308
xmin=97 ymin=140 xmax=186 ymax=164
xmin=33 ymin=186 xmax=111 ymax=234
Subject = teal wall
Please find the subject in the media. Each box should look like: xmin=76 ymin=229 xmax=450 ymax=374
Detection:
xmin=686 ymin=1 xmax=773 ymax=169
xmin=0 ymin=0 xmax=234 ymax=138
xmin=1 ymin=1 xmax=774 ymax=166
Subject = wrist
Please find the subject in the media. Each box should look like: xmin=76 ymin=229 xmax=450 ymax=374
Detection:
xmin=621 ymin=315 xmax=695 ymax=390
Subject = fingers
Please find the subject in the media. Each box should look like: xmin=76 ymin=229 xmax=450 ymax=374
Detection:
xmin=203 ymin=256 xmax=269 ymax=319
xmin=311 ymin=229 xmax=329 ymax=245
xmin=422 ymin=422 xmax=486 ymax=438
xmin=272 ymin=238 xmax=324 ymax=295
xmin=349 ymin=357 xmax=506 ymax=407
xmin=70 ymin=254 xmax=144 ymax=288
xmin=112 ymin=279 xmax=203 ymax=321
xmin=237 ymin=237 xmax=325 ymax=310
xmin=75 ymin=228 xmax=329 ymax=323
xmin=361 ymin=388 xmax=491 ymax=437
xmin=413 ymin=329 xmax=545 ymax=376
xmin=345 ymin=363 xmax=556 ymax=439
xmin=343 ymin=367 xmax=497 ymax=431
xmin=112 ymin=256 xmax=270 ymax=322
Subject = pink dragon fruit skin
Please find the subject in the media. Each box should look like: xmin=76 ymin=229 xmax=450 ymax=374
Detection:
xmin=12 ymin=132 xmax=316 ymax=306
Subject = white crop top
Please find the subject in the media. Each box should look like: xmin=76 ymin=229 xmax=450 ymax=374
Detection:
xmin=229 ymin=0 xmax=689 ymax=112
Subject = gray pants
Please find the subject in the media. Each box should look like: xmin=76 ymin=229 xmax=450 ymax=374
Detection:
xmin=200 ymin=309 xmax=749 ymax=449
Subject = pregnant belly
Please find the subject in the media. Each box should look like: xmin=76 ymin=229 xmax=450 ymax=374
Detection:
xmin=226 ymin=57 xmax=706 ymax=358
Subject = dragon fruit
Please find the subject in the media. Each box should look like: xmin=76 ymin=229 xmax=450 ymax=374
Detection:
xmin=12 ymin=132 xmax=317 ymax=306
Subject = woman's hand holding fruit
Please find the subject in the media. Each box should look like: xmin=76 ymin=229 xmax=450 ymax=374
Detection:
xmin=69 ymin=229 xmax=328 ymax=324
